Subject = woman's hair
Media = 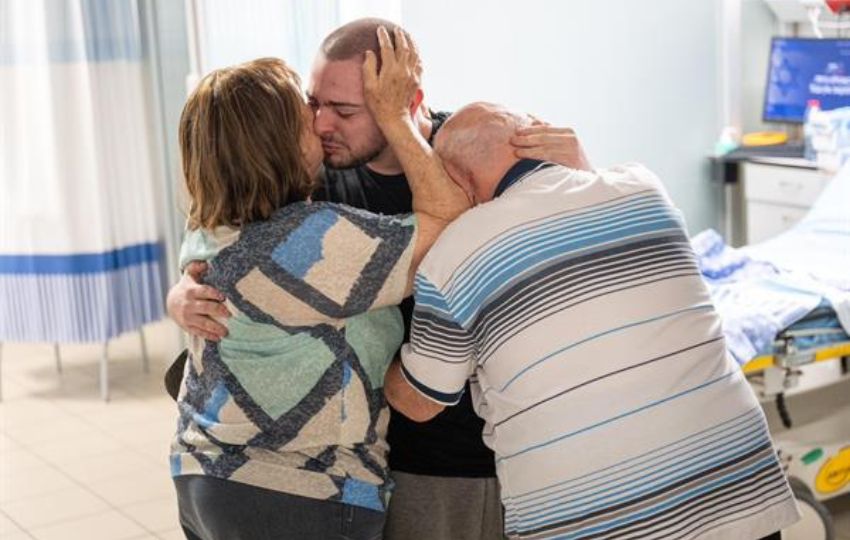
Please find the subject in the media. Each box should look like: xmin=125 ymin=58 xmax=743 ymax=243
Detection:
xmin=179 ymin=57 xmax=314 ymax=229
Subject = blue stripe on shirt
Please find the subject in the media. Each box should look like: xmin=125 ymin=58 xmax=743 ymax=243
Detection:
xmin=450 ymin=216 xmax=684 ymax=325
xmin=498 ymin=369 xmax=738 ymax=462
xmin=499 ymin=304 xmax=715 ymax=391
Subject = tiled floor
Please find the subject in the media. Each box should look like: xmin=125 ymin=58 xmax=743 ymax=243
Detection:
xmin=1 ymin=320 xmax=850 ymax=539
xmin=0 ymin=321 xmax=184 ymax=540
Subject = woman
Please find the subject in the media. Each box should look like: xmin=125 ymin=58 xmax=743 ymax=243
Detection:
xmin=170 ymin=29 xmax=468 ymax=540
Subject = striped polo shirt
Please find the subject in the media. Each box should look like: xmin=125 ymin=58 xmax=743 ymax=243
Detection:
xmin=401 ymin=162 xmax=799 ymax=539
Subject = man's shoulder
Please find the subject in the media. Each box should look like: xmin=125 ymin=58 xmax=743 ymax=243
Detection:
xmin=598 ymin=162 xmax=667 ymax=193
xmin=416 ymin=204 xmax=498 ymax=285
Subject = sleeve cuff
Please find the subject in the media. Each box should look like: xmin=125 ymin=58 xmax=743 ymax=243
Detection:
xmin=399 ymin=362 xmax=465 ymax=406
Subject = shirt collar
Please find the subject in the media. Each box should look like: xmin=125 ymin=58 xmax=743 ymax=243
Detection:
xmin=493 ymin=159 xmax=556 ymax=198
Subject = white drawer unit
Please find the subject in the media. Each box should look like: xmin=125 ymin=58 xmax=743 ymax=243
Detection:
xmin=742 ymin=162 xmax=832 ymax=244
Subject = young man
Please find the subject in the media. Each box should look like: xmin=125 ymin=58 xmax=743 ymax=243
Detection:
xmin=167 ymin=19 xmax=589 ymax=540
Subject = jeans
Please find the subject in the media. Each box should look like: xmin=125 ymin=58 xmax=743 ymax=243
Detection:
xmin=175 ymin=475 xmax=384 ymax=540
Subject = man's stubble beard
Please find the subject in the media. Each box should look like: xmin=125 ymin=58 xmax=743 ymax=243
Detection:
xmin=322 ymin=134 xmax=389 ymax=171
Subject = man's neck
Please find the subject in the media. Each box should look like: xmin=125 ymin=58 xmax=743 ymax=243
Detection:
xmin=365 ymin=115 xmax=434 ymax=176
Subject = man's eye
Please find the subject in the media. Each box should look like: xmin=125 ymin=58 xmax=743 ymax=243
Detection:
xmin=336 ymin=108 xmax=357 ymax=118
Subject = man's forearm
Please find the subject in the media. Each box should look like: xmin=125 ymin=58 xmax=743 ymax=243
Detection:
xmin=384 ymin=360 xmax=445 ymax=423
xmin=379 ymin=116 xmax=468 ymax=222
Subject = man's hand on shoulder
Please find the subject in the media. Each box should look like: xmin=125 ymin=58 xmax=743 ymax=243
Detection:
xmin=166 ymin=261 xmax=230 ymax=341
xmin=511 ymin=120 xmax=593 ymax=171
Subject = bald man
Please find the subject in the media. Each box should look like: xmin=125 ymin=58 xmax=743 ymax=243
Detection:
xmin=385 ymin=103 xmax=799 ymax=539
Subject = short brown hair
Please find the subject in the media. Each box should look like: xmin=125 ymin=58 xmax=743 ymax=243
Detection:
xmin=320 ymin=17 xmax=415 ymax=68
xmin=179 ymin=57 xmax=314 ymax=230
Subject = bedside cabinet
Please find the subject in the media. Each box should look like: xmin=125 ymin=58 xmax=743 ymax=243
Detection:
xmin=742 ymin=162 xmax=832 ymax=244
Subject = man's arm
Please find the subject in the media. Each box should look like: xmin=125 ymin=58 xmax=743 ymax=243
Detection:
xmin=386 ymin=272 xmax=476 ymax=421
xmin=166 ymin=261 xmax=230 ymax=340
xmin=384 ymin=360 xmax=445 ymax=422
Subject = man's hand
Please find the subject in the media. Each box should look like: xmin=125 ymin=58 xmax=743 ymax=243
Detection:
xmin=166 ymin=261 xmax=230 ymax=341
xmin=511 ymin=123 xmax=593 ymax=171
xmin=362 ymin=26 xmax=422 ymax=125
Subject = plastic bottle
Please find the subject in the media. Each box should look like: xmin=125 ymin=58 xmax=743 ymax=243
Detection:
xmin=804 ymin=99 xmax=821 ymax=162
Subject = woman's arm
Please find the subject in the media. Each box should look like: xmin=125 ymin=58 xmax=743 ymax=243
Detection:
xmin=362 ymin=27 xmax=470 ymax=294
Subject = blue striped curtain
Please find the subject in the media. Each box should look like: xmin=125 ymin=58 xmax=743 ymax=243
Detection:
xmin=0 ymin=0 xmax=166 ymax=343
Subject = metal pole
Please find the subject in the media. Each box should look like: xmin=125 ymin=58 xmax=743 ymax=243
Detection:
xmin=140 ymin=328 xmax=150 ymax=374
xmin=100 ymin=342 xmax=109 ymax=402
xmin=53 ymin=343 xmax=62 ymax=374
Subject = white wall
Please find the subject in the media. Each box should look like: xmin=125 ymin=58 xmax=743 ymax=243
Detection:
xmin=741 ymin=0 xmax=780 ymax=134
xmin=402 ymin=0 xmax=724 ymax=233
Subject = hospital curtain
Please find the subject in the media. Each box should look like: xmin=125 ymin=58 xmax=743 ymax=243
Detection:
xmin=0 ymin=0 xmax=166 ymax=343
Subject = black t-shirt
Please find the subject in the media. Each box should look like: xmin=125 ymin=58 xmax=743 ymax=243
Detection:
xmin=312 ymin=111 xmax=496 ymax=478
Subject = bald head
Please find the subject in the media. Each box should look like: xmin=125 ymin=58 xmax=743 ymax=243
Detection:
xmin=435 ymin=102 xmax=532 ymax=203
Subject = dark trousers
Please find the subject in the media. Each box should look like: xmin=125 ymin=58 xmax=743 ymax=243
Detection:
xmin=175 ymin=475 xmax=384 ymax=540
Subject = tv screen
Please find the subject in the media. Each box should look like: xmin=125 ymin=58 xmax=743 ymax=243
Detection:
xmin=764 ymin=37 xmax=850 ymax=124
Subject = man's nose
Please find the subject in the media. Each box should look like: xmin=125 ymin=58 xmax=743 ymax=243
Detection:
xmin=313 ymin=108 xmax=334 ymax=136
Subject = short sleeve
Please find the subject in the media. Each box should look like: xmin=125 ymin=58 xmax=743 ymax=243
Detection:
xmin=400 ymin=274 xmax=476 ymax=406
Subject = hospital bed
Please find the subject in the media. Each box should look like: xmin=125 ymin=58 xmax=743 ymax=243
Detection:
xmin=693 ymin=163 xmax=850 ymax=540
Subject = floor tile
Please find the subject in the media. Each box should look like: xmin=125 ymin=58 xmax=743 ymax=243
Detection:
xmin=0 ymin=465 xmax=75 ymax=503
xmin=108 ymin=419 xmax=176 ymax=449
xmin=61 ymin=449 xmax=159 ymax=485
xmin=30 ymin=430 xmax=126 ymax=465
xmin=0 ymin=379 xmax=32 ymax=401
xmin=0 ymin=447 xmax=49 ymax=473
xmin=85 ymin=470 xmax=175 ymax=506
xmin=155 ymin=529 xmax=186 ymax=540
xmin=0 ymin=433 xmax=21 ymax=452
xmin=2 ymin=533 xmax=34 ymax=540
xmin=0 ymin=509 xmax=27 ymax=535
xmin=83 ymin=402 xmax=165 ymax=431
xmin=119 ymin=497 xmax=179 ymax=533
xmin=1 ymin=485 xmax=109 ymax=529
xmin=50 ymin=389 xmax=136 ymax=415
xmin=2 ymin=323 xmax=181 ymax=539
xmin=29 ymin=509 xmax=147 ymax=540
xmin=0 ymin=400 xmax=64 ymax=430
xmin=135 ymin=441 xmax=172 ymax=467
xmin=3 ymin=416 xmax=99 ymax=447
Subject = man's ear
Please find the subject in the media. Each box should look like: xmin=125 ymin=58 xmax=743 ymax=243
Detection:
xmin=443 ymin=160 xmax=476 ymax=205
xmin=409 ymin=88 xmax=424 ymax=116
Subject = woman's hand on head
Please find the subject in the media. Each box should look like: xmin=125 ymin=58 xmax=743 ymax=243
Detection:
xmin=362 ymin=26 xmax=422 ymax=125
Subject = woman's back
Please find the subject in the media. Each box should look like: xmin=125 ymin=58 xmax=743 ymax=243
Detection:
xmin=172 ymin=201 xmax=417 ymax=512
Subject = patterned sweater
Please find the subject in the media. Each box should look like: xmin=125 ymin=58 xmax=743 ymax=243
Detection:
xmin=171 ymin=201 xmax=416 ymax=512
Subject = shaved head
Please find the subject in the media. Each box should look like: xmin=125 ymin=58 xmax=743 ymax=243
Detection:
xmin=319 ymin=17 xmax=414 ymax=67
xmin=435 ymin=102 xmax=532 ymax=202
